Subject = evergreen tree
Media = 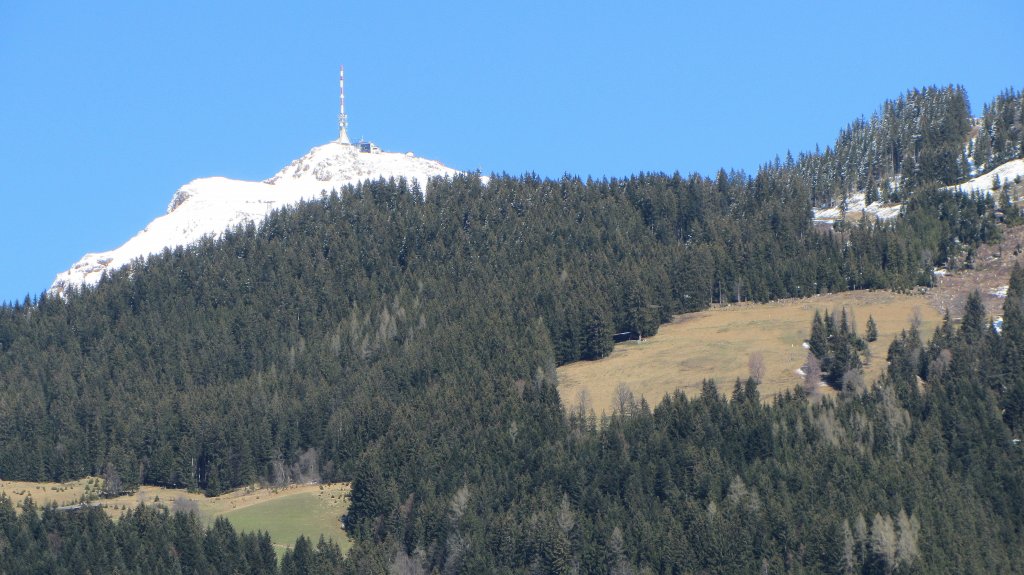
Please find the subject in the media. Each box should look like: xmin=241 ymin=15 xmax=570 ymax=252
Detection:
xmin=0 ymin=84 xmax=1020 ymax=574
xmin=809 ymin=310 xmax=829 ymax=360
xmin=582 ymin=305 xmax=614 ymax=360
xmin=866 ymin=315 xmax=879 ymax=342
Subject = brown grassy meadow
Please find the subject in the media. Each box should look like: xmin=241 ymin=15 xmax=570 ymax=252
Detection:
xmin=557 ymin=290 xmax=942 ymax=415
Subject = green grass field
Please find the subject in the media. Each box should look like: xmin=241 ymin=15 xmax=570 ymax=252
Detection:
xmin=0 ymin=480 xmax=350 ymax=556
xmin=558 ymin=290 xmax=942 ymax=414
xmin=219 ymin=491 xmax=350 ymax=554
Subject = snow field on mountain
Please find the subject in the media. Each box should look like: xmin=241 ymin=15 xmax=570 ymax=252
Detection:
xmin=812 ymin=158 xmax=1024 ymax=225
xmin=51 ymin=142 xmax=461 ymax=294
xmin=943 ymin=158 xmax=1024 ymax=195
xmin=812 ymin=192 xmax=902 ymax=225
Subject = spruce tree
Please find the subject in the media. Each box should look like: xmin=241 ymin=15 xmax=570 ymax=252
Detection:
xmin=866 ymin=315 xmax=879 ymax=342
xmin=809 ymin=311 xmax=829 ymax=361
xmin=961 ymin=291 xmax=987 ymax=345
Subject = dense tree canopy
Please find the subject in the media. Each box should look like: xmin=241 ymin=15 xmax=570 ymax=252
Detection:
xmin=0 ymin=169 xmax=996 ymax=493
xmin=0 ymin=85 xmax=1022 ymax=573
xmin=791 ymin=85 xmax=975 ymax=206
xmin=974 ymin=87 xmax=1024 ymax=171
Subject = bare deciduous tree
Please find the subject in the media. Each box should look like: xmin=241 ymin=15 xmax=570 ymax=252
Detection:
xmin=804 ymin=352 xmax=822 ymax=396
xmin=557 ymin=494 xmax=576 ymax=535
xmin=574 ymin=389 xmax=592 ymax=421
xmin=268 ymin=447 xmax=321 ymax=487
xmin=870 ymin=513 xmax=898 ymax=574
xmin=291 ymin=448 xmax=320 ymax=484
xmin=270 ymin=459 xmax=289 ymax=487
xmin=390 ymin=547 xmax=427 ymax=575
xmin=444 ymin=532 xmax=467 ymax=574
xmin=172 ymin=497 xmax=200 ymax=516
xmin=841 ymin=520 xmax=857 ymax=575
xmin=449 ymin=485 xmax=470 ymax=522
xmin=608 ymin=526 xmax=634 ymax=575
xmin=842 ymin=369 xmax=865 ymax=395
xmin=910 ymin=307 xmax=922 ymax=331
xmin=928 ymin=348 xmax=953 ymax=381
xmin=895 ymin=508 xmax=921 ymax=568
xmin=614 ymin=383 xmax=636 ymax=417
xmin=102 ymin=463 xmax=122 ymax=497
xmin=748 ymin=352 xmax=766 ymax=382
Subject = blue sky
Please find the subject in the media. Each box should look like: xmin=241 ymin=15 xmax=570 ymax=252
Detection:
xmin=1 ymin=0 xmax=1022 ymax=303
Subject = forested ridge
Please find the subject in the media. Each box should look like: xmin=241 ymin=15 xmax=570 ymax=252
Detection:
xmin=1 ymin=85 xmax=1023 ymax=573
xmin=794 ymin=86 xmax=974 ymax=205
xmin=974 ymin=87 xmax=1024 ymax=172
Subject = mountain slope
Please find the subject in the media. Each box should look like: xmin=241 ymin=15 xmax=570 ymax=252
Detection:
xmin=4 ymin=84 xmax=1023 ymax=574
xmin=50 ymin=141 xmax=461 ymax=295
xmin=813 ymin=157 xmax=1024 ymax=224
xmin=947 ymin=158 xmax=1024 ymax=195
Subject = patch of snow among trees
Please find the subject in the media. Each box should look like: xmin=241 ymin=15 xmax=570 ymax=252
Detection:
xmin=814 ymin=158 xmax=1024 ymax=226
xmin=813 ymin=192 xmax=902 ymax=225
xmin=943 ymin=159 xmax=1024 ymax=196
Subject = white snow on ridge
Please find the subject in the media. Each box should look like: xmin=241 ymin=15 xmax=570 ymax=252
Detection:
xmin=814 ymin=158 xmax=1024 ymax=226
xmin=812 ymin=192 xmax=902 ymax=225
xmin=50 ymin=141 xmax=462 ymax=295
xmin=943 ymin=159 xmax=1024 ymax=196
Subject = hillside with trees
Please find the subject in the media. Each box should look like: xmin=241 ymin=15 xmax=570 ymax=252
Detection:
xmin=0 ymin=85 xmax=1023 ymax=573
xmin=974 ymin=87 xmax=1024 ymax=171
xmin=790 ymin=85 xmax=975 ymax=206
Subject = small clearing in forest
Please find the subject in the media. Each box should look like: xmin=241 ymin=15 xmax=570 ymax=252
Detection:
xmin=0 ymin=478 xmax=350 ymax=555
xmin=557 ymin=290 xmax=942 ymax=415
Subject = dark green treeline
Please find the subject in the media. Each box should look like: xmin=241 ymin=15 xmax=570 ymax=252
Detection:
xmin=4 ymin=280 xmax=1024 ymax=573
xmin=0 ymin=496 xmax=345 ymax=575
xmin=0 ymin=85 xmax=1020 ymax=572
xmin=0 ymin=172 xmax=996 ymax=491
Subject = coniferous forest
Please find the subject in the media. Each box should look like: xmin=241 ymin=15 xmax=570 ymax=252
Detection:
xmin=1 ymin=85 xmax=1023 ymax=573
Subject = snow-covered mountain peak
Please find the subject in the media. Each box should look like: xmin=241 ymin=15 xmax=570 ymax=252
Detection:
xmin=51 ymin=141 xmax=462 ymax=295
xmin=266 ymin=141 xmax=455 ymax=188
xmin=266 ymin=141 xmax=447 ymax=187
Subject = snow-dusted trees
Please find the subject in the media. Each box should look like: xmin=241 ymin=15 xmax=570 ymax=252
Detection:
xmin=793 ymin=85 xmax=975 ymax=207
xmin=975 ymin=87 xmax=1024 ymax=170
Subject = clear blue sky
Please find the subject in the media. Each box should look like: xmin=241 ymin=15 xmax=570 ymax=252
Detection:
xmin=1 ymin=0 xmax=1022 ymax=303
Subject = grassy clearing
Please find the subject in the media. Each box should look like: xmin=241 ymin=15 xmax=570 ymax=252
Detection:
xmin=557 ymin=290 xmax=942 ymax=415
xmin=0 ymin=479 xmax=349 ymax=554
xmin=0 ymin=477 xmax=98 ymax=508
xmin=221 ymin=491 xmax=348 ymax=554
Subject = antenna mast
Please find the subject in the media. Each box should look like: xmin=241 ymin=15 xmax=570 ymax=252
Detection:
xmin=338 ymin=65 xmax=350 ymax=144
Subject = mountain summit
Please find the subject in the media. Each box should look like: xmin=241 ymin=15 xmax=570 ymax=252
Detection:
xmin=50 ymin=141 xmax=461 ymax=295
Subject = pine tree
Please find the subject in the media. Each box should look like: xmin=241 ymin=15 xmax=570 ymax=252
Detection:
xmin=960 ymin=290 xmax=987 ymax=345
xmin=866 ymin=316 xmax=879 ymax=342
xmin=809 ymin=311 xmax=829 ymax=360
xmin=582 ymin=306 xmax=614 ymax=360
